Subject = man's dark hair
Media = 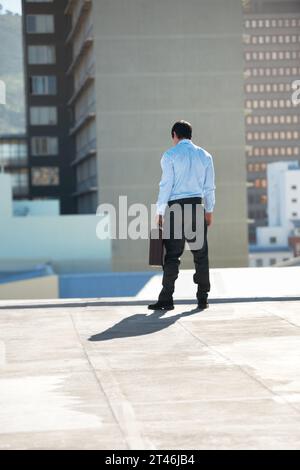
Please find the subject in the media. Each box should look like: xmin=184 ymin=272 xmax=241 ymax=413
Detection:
xmin=171 ymin=120 xmax=192 ymax=140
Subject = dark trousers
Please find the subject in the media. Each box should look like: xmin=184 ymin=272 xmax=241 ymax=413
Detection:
xmin=158 ymin=197 xmax=210 ymax=302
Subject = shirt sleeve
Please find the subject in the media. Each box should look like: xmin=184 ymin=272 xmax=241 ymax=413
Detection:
xmin=156 ymin=153 xmax=174 ymax=215
xmin=203 ymin=154 xmax=216 ymax=213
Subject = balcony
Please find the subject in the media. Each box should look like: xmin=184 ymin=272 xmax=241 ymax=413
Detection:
xmin=64 ymin=0 xmax=77 ymax=15
xmin=71 ymin=138 xmax=97 ymax=166
xmin=73 ymin=175 xmax=98 ymax=196
xmin=65 ymin=0 xmax=92 ymax=44
xmin=69 ymin=102 xmax=96 ymax=136
xmin=67 ymin=26 xmax=94 ymax=75
xmin=68 ymin=65 xmax=95 ymax=106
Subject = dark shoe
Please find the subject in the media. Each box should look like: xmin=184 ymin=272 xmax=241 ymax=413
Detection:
xmin=197 ymin=302 xmax=209 ymax=310
xmin=148 ymin=301 xmax=174 ymax=311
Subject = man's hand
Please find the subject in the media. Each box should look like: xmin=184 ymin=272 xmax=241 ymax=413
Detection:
xmin=205 ymin=212 xmax=213 ymax=227
xmin=155 ymin=214 xmax=164 ymax=228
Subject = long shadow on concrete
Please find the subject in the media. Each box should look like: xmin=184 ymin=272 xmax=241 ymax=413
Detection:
xmin=88 ymin=307 xmax=202 ymax=342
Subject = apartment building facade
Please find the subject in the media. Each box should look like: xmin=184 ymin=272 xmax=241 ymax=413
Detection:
xmin=243 ymin=0 xmax=300 ymax=243
xmin=21 ymin=0 xmax=75 ymax=214
xmin=65 ymin=0 xmax=98 ymax=214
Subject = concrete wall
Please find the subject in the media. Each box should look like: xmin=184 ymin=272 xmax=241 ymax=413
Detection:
xmin=13 ymin=199 xmax=60 ymax=217
xmin=0 ymin=174 xmax=13 ymax=217
xmin=0 ymin=276 xmax=58 ymax=300
xmin=93 ymin=0 xmax=248 ymax=270
xmin=0 ymin=214 xmax=111 ymax=274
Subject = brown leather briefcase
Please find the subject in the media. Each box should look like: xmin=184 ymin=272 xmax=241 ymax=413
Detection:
xmin=149 ymin=228 xmax=165 ymax=267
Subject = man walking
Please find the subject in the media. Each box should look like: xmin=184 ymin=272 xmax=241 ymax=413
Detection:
xmin=148 ymin=120 xmax=216 ymax=311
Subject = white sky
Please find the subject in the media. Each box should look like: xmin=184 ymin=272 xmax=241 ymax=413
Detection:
xmin=1 ymin=0 xmax=22 ymax=14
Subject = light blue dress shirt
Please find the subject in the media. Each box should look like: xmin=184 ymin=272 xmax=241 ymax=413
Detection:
xmin=156 ymin=139 xmax=216 ymax=215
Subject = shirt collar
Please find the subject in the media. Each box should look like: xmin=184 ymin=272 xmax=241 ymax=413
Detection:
xmin=177 ymin=139 xmax=192 ymax=145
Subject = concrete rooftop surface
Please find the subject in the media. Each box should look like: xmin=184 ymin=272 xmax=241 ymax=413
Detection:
xmin=0 ymin=297 xmax=300 ymax=450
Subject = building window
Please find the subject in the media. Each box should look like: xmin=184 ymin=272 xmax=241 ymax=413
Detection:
xmin=28 ymin=45 xmax=56 ymax=64
xmin=261 ymin=195 xmax=267 ymax=205
xmin=30 ymin=76 xmax=57 ymax=95
xmin=270 ymin=237 xmax=277 ymax=244
xmin=270 ymin=259 xmax=276 ymax=266
xmin=292 ymin=185 xmax=297 ymax=190
xmin=30 ymin=107 xmax=57 ymax=126
xmin=31 ymin=137 xmax=58 ymax=156
xmin=0 ymin=141 xmax=27 ymax=159
xmin=256 ymin=259 xmax=263 ymax=267
xmin=31 ymin=167 xmax=59 ymax=186
xmin=0 ymin=140 xmax=27 ymax=164
xmin=10 ymin=170 xmax=29 ymax=193
xmin=26 ymin=15 xmax=54 ymax=34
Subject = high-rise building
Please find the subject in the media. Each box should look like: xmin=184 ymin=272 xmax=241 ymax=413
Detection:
xmin=21 ymin=0 xmax=249 ymax=270
xmin=243 ymin=0 xmax=300 ymax=243
xmin=21 ymin=0 xmax=75 ymax=214
xmin=65 ymin=0 xmax=98 ymax=214
xmin=65 ymin=0 xmax=249 ymax=270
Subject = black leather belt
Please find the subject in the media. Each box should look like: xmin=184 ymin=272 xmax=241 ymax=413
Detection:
xmin=168 ymin=197 xmax=203 ymax=206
